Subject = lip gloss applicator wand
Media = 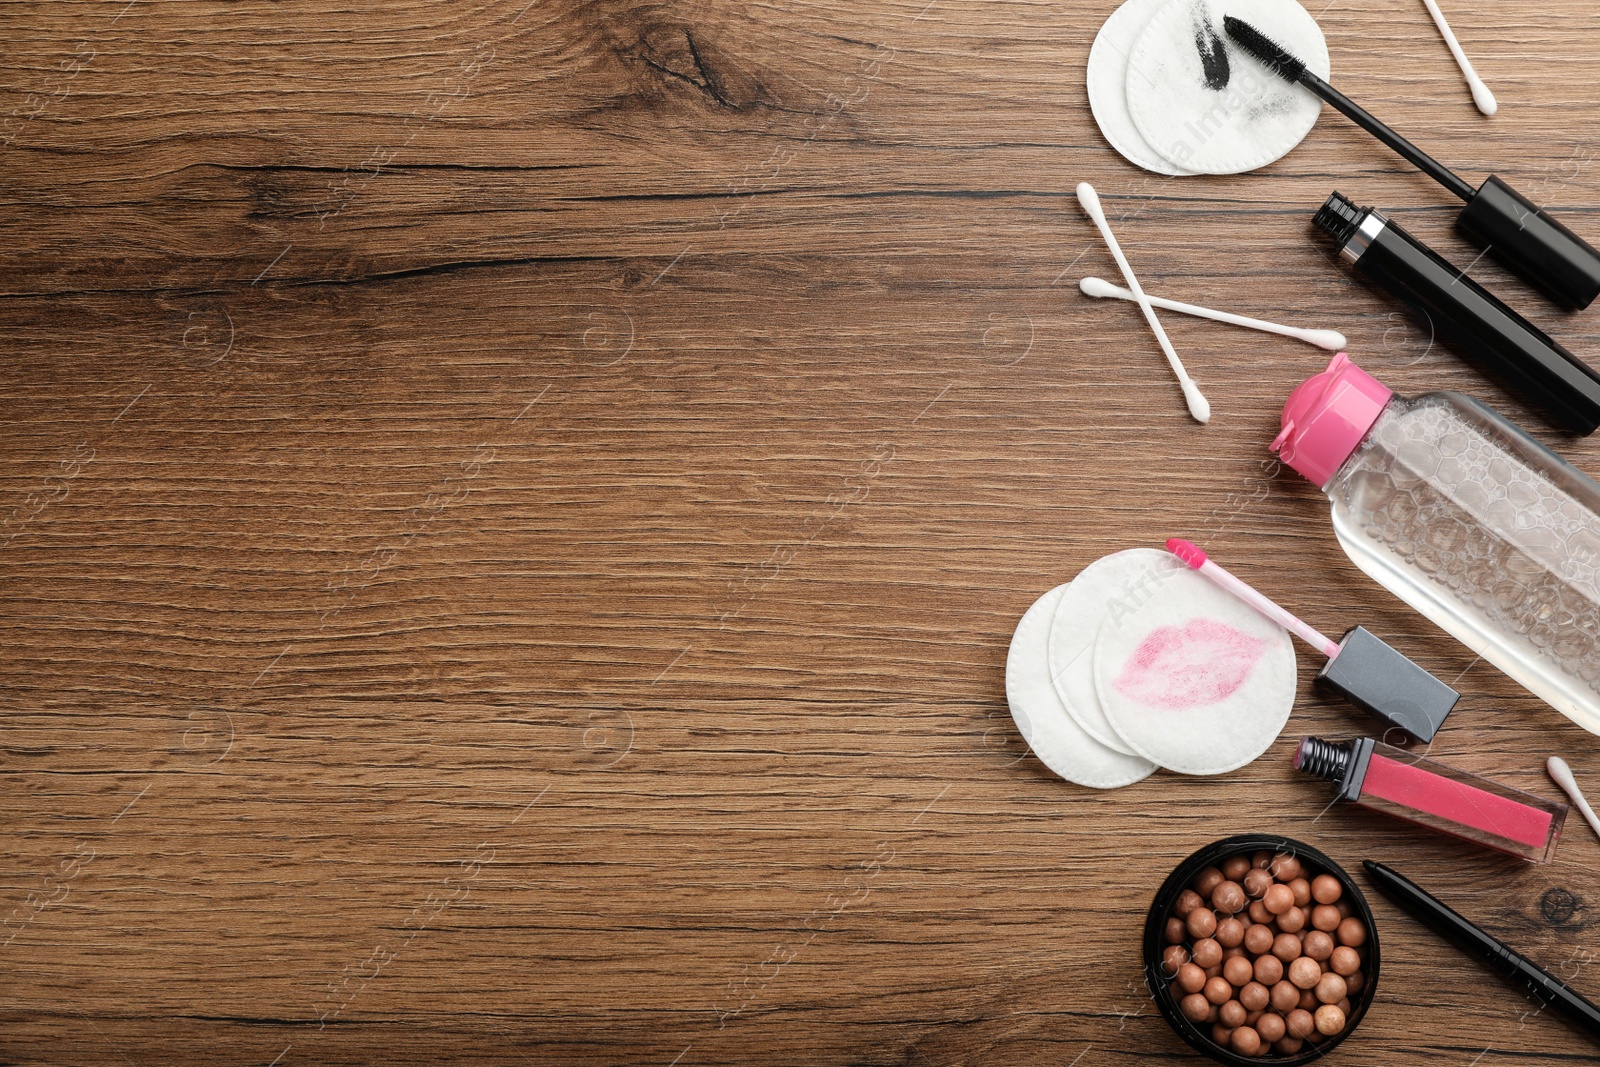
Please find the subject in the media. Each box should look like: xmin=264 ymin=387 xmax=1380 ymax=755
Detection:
xmin=1166 ymin=538 xmax=1459 ymax=741
xmin=1223 ymin=15 xmax=1600 ymax=310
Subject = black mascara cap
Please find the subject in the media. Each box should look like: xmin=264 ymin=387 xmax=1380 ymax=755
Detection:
xmin=1315 ymin=627 xmax=1459 ymax=742
xmin=1459 ymin=176 xmax=1600 ymax=311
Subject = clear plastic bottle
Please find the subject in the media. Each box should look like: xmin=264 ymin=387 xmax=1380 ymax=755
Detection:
xmin=1273 ymin=353 xmax=1600 ymax=734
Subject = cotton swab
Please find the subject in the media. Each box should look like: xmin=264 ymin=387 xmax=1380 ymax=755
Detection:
xmin=1547 ymin=756 xmax=1600 ymax=844
xmin=1421 ymin=0 xmax=1497 ymax=117
xmin=1166 ymin=537 xmax=1460 ymax=741
xmin=1079 ymin=277 xmax=1348 ymax=351
xmin=1075 ymin=181 xmax=1210 ymax=424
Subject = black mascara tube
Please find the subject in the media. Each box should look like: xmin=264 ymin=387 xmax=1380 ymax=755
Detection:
xmin=1313 ymin=191 xmax=1600 ymax=436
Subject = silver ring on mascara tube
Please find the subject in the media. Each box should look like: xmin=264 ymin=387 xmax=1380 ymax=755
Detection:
xmin=1342 ymin=211 xmax=1386 ymax=266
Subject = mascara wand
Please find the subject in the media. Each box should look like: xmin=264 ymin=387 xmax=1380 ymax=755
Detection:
xmin=1224 ymin=14 xmax=1600 ymax=311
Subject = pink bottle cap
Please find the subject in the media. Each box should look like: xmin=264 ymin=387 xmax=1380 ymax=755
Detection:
xmin=1270 ymin=353 xmax=1393 ymax=489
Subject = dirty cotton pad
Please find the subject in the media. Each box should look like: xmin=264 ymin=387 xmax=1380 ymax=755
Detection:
xmin=1126 ymin=0 xmax=1329 ymax=175
xmin=1047 ymin=548 xmax=1170 ymax=756
xmin=1087 ymin=0 xmax=1199 ymax=176
xmin=1006 ymin=585 xmax=1157 ymax=789
xmin=1093 ymin=561 xmax=1295 ymax=774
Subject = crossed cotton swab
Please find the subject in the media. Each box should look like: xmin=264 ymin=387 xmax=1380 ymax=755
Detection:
xmin=1076 ymin=181 xmax=1210 ymax=424
xmin=1079 ymin=276 xmax=1348 ymax=351
xmin=1422 ymin=0 xmax=1497 ymax=116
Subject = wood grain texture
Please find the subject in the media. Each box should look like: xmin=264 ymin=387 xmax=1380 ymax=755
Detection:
xmin=4 ymin=0 xmax=1600 ymax=1063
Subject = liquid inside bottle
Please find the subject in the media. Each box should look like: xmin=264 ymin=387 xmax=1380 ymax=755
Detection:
xmin=1275 ymin=355 xmax=1600 ymax=734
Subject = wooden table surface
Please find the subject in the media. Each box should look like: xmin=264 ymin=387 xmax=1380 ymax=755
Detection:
xmin=5 ymin=0 xmax=1600 ymax=1063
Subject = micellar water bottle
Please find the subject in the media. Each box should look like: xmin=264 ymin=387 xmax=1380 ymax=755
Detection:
xmin=1272 ymin=353 xmax=1600 ymax=734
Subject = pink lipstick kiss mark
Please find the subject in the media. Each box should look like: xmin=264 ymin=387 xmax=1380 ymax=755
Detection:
xmin=1114 ymin=618 xmax=1269 ymax=710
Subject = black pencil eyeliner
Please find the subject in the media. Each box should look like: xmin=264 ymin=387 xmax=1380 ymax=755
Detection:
xmin=1364 ymin=861 xmax=1600 ymax=1042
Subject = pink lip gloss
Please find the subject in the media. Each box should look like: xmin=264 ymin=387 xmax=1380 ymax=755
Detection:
xmin=1295 ymin=737 xmax=1567 ymax=863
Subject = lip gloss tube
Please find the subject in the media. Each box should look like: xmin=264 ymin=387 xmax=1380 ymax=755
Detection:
xmin=1312 ymin=191 xmax=1600 ymax=436
xmin=1295 ymin=736 xmax=1567 ymax=863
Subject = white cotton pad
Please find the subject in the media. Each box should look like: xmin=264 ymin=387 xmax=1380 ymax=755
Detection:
xmin=1006 ymin=585 xmax=1157 ymax=790
xmin=1047 ymin=548 xmax=1174 ymax=756
xmin=1125 ymin=0 xmax=1329 ymax=176
xmin=1093 ymin=562 xmax=1296 ymax=774
xmin=1087 ymin=0 xmax=1199 ymax=176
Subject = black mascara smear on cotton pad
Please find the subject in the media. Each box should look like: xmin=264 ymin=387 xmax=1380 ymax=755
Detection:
xmin=1191 ymin=5 xmax=1230 ymax=90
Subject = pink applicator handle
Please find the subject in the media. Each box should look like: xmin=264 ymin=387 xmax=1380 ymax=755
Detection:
xmin=1166 ymin=538 xmax=1343 ymax=660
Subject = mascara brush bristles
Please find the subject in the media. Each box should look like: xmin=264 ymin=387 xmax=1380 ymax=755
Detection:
xmin=1222 ymin=16 xmax=1305 ymax=83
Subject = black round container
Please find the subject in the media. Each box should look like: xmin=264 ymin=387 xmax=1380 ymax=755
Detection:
xmin=1142 ymin=834 xmax=1381 ymax=1065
